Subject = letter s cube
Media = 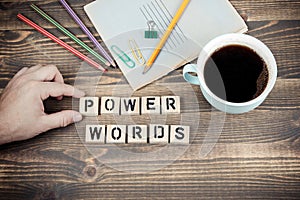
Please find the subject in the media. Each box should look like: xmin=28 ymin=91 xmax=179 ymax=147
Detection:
xmin=170 ymin=125 xmax=190 ymax=144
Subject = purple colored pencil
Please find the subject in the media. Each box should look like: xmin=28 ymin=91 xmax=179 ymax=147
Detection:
xmin=60 ymin=0 xmax=116 ymax=67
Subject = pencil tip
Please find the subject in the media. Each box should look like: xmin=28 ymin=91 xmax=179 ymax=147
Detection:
xmin=105 ymin=62 xmax=110 ymax=67
xmin=143 ymin=67 xmax=150 ymax=74
xmin=143 ymin=62 xmax=153 ymax=74
xmin=111 ymin=61 xmax=117 ymax=68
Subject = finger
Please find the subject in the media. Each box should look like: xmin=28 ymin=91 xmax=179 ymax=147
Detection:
xmin=40 ymin=110 xmax=83 ymax=131
xmin=28 ymin=65 xmax=64 ymax=83
xmin=13 ymin=67 xmax=29 ymax=79
xmin=10 ymin=65 xmax=42 ymax=84
xmin=6 ymin=67 xmax=29 ymax=88
xmin=39 ymin=82 xmax=85 ymax=100
xmin=26 ymin=64 xmax=43 ymax=73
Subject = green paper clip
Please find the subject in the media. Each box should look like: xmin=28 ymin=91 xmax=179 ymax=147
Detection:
xmin=111 ymin=45 xmax=136 ymax=69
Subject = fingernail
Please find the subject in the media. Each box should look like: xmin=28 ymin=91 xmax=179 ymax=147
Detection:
xmin=57 ymin=96 xmax=63 ymax=101
xmin=73 ymin=113 xmax=83 ymax=122
xmin=74 ymin=89 xmax=86 ymax=98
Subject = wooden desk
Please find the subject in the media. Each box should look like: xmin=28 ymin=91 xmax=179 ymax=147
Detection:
xmin=0 ymin=0 xmax=299 ymax=199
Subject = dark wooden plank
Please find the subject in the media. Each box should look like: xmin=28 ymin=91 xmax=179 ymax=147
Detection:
xmin=0 ymin=0 xmax=299 ymax=31
xmin=0 ymin=141 xmax=299 ymax=199
xmin=231 ymin=0 xmax=300 ymax=21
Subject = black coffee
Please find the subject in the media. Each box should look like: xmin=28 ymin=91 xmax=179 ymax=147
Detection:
xmin=204 ymin=45 xmax=269 ymax=103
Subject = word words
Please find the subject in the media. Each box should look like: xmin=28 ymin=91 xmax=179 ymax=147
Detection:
xmin=86 ymin=124 xmax=189 ymax=144
xmin=80 ymin=96 xmax=180 ymax=116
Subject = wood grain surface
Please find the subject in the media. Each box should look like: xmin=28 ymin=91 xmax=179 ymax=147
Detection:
xmin=0 ymin=0 xmax=300 ymax=199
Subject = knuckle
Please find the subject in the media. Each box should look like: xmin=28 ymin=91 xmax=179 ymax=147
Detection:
xmin=14 ymin=73 xmax=29 ymax=83
xmin=26 ymin=81 xmax=38 ymax=89
xmin=45 ymin=65 xmax=62 ymax=81
xmin=47 ymin=65 xmax=58 ymax=72
xmin=22 ymin=81 xmax=41 ymax=95
xmin=12 ymin=78 xmax=24 ymax=86
xmin=60 ymin=116 xmax=71 ymax=127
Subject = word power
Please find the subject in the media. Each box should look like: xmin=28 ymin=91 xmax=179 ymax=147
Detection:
xmin=79 ymin=96 xmax=180 ymax=116
xmin=86 ymin=124 xmax=190 ymax=144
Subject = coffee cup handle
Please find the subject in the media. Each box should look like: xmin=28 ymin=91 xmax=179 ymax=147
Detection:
xmin=183 ymin=64 xmax=201 ymax=85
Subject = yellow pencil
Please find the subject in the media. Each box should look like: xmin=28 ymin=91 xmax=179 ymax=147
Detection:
xmin=143 ymin=0 xmax=191 ymax=74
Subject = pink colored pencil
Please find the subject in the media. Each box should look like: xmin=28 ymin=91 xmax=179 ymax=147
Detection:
xmin=17 ymin=13 xmax=107 ymax=72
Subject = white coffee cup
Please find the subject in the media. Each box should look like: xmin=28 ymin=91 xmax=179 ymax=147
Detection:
xmin=183 ymin=33 xmax=277 ymax=114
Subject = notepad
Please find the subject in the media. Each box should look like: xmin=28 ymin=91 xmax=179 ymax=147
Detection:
xmin=84 ymin=0 xmax=248 ymax=90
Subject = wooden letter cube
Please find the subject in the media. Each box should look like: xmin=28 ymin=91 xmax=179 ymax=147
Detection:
xmin=170 ymin=125 xmax=190 ymax=144
xmin=149 ymin=124 xmax=169 ymax=144
xmin=86 ymin=125 xmax=106 ymax=143
xmin=79 ymin=97 xmax=99 ymax=116
xmin=100 ymin=97 xmax=120 ymax=115
xmin=161 ymin=96 xmax=180 ymax=114
xmin=106 ymin=125 xmax=126 ymax=144
xmin=127 ymin=125 xmax=148 ymax=143
xmin=141 ymin=96 xmax=161 ymax=114
xmin=120 ymin=97 xmax=140 ymax=115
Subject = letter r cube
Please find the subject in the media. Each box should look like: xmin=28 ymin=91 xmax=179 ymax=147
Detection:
xmin=161 ymin=96 xmax=180 ymax=114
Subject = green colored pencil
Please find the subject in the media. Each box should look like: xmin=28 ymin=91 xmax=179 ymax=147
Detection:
xmin=31 ymin=4 xmax=110 ymax=67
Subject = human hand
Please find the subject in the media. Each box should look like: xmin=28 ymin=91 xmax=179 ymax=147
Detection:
xmin=0 ymin=65 xmax=85 ymax=145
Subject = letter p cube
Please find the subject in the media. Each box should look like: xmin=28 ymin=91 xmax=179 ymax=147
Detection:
xmin=80 ymin=97 xmax=99 ymax=116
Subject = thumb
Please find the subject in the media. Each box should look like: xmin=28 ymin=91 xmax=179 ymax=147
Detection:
xmin=41 ymin=110 xmax=83 ymax=131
